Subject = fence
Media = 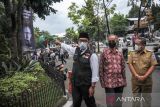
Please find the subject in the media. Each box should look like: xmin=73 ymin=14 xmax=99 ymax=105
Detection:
xmin=0 ymin=61 xmax=66 ymax=107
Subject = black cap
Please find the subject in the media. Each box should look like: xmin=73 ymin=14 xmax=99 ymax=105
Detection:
xmin=79 ymin=32 xmax=89 ymax=40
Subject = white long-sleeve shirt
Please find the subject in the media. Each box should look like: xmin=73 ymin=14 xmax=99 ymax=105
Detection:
xmin=61 ymin=43 xmax=99 ymax=83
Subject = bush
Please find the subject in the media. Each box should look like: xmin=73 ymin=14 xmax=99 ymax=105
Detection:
xmin=0 ymin=62 xmax=51 ymax=97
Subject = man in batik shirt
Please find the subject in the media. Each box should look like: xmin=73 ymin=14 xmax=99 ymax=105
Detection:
xmin=99 ymin=35 xmax=127 ymax=107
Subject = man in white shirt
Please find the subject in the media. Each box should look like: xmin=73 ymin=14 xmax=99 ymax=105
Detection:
xmin=55 ymin=32 xmax=99 ymax=107
xmin=122 ymin=38 xmax=128 ymax=60
xmin=60 ymin=47 xmax=66 ymax=64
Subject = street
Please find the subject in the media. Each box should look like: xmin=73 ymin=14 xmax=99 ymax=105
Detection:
xmin=1 ymin=0 xmax=160 ymax=107
xmin=63 ymin=45 xmax=160 ymax=107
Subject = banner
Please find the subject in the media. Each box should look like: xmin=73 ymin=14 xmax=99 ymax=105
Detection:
xmin=21 ymin=6 xmax=35 ymax=53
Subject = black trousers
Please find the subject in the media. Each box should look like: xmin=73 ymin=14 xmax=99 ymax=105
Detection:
xmin=72 ymin=85 xmax=97 ymax=107
xmin=105 ymin=86 xmax=124 ymax=107
xmin=122 ymin=48 xmax=128 ymax=60
xmin=61 ymin=54 xmax=66 ymax=64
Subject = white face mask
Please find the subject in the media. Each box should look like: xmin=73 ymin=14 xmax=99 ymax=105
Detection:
xmin=135 ymin=45 xmax=142 ymax=51
xmin=79 ymin=42 xmax=88 ymax=51
xmin=135 ymin=45 xmax=138 ymax=51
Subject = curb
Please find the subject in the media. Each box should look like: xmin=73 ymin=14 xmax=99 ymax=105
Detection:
xmin=54 ymin=95 xmax=69 ymax=107
xmin=62 ymin=90 xmax=73 ymax=107
xmin=63 ymin=97 xmax=73 ymax=107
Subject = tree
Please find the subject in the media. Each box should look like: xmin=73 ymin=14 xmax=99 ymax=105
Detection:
xmin=127 ymin=0 xmax=151 ymax=31
xmin=26 ymin=0 xmax=62 ymax=19
xmin=68 ymin=0 xmax=102 ymax=52
xmin=102 ymin=0 xmax=116 ymax=35
xmin=151 ymin=4 xmax=160 ymax=29
xmin=110 ymin=13 xmax=128 ymax=36
xmin=65 ymin=27 xmax=78 ymax=42
xmin=128 ymin=5 xmax=140 ymax=18
xmin=68 ymin=0 xmax=98 ymax=38
xmin=68 ymin=0 xmax=116 ymax=52
xmin=34 ymin=27 xmax=40 ymax=38
xmin=34 ymin=27 xmax=43 ymax=48
xmin=0 ymin=0 xmax=62 ymax=61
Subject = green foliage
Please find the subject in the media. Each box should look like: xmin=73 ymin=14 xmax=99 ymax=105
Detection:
xmin=128 ymin=5 xmax=140 ymax=18
xmin=151 ymin=4 xmax=160 ymax=24
xmin=127 ymin=4 xmax=145 ymax=18
xmin=1 ymin=55 xmax=46 ymax=78
xmin=68 ymin=0 xmax=116 ymax=40
xmin=0 ymin=35 xmax=11 ymax=76
xmin=0 ymin=3 xmax=8 ymax=36
xmin=68 ymin=0 xmax=99 ymax=38
xmin=68 ymin=3 xmax=81 ymax=25
xmin=27 ymin=0 xmax=63 ymax=19
xmin=65 ymin=27 xmax=78 ymax=42
xmin=0 ymin=0 xmax=63 ymax=61
xmin=0 ymin=35 xmax=10 ymax=61
xmin=103 ymin=3 xmax=116 ymax=15
xmin=34 ymin=28 xmax=55 ymax=48
xmin=0 ymin=72 xmax=37 ymax=97
xmin=0 ymin=62 xmax=51 ymax=97
xmin=110 ymin=13 xmax=128 ymax=36
xmin=1 ymin=59 xmax=35 ymax=77
xmin=34 ymin=27 xmax=40 ymax=38
xmin=0 ymin=2 xmax=4 ymax=15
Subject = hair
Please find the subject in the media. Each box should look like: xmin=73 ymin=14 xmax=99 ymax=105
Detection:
xmin=139 ymin=37 xmax=146 ymax=45
xmin=107 ymin=34 xmax=118 ymax=41
xmin=79 ymin=32 xmax=89 ymax=40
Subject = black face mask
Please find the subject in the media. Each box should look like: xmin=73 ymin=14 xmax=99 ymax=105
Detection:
xmin=108 ymin=41 xmax=116 ymax=48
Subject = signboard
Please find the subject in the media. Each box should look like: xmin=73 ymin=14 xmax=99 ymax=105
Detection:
xmin=21 ymin=6 xmax=35 ymax=53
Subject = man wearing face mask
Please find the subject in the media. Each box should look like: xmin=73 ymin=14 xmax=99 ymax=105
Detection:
xmin=128 ymin=37 xmax=158 ymax=107
xmin=99 ymin=35 xmax=127 ymax=107
xmin=55 ymin=32 xmax=99 ymax=107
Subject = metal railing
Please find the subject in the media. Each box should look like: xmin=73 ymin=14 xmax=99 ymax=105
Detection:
xmin=0 ymin=58 xmax=66 ymax=107
xmin=0 ymin=81 xmax=64 ymax=107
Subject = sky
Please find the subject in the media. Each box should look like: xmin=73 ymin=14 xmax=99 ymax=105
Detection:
xmin=33 ymin=0 xmax=131 ymax=35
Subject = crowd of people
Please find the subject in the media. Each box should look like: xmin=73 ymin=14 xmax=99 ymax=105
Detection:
xmin=30 ymin=30 xmax=160 ymax=107
xmin=55 ymin=32 xmax=158 ymax=107
xmin=31 ymin=47 xmax=68 ymax=65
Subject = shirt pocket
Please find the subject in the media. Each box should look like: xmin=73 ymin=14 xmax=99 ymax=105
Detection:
xmin=142 ymin=58 xmax=151 ymax=67
xmin=132 ymin=57 xmax=138 ymax=64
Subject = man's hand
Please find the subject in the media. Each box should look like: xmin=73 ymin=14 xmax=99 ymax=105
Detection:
xmin=138 ymin=75 xmax=147 ymax=81
xmin=56 ymin=64 xmax=64 ymax=72
xmin=89 ymin=86 xmax=95 ymax=97
xmin=135 ymin=73 xmax=147 ymax=81
xmin=134 ymin=73 xmax=140 ymax=79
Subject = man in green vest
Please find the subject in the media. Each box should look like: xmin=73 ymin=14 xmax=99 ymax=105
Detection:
xmin=55 ymin=32 xmax=99 ymax=107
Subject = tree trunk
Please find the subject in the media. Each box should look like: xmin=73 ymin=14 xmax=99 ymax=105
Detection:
xmin=96 ymin=0 xmax=100 ymax=53
xmin=4 ymin=0 xmax=18 ymax=61
xmin=106 ymin=13 xmax=110 ymax=35
xmin=97 ymin=18 xmax=100 ymax=53
xmin=137 ymin=1 xmax=142 ymax=32
xmin=17 ymin=1 xmax=24 ymax=61
xmin=103 ymin=0 xmax=110 ymax=35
